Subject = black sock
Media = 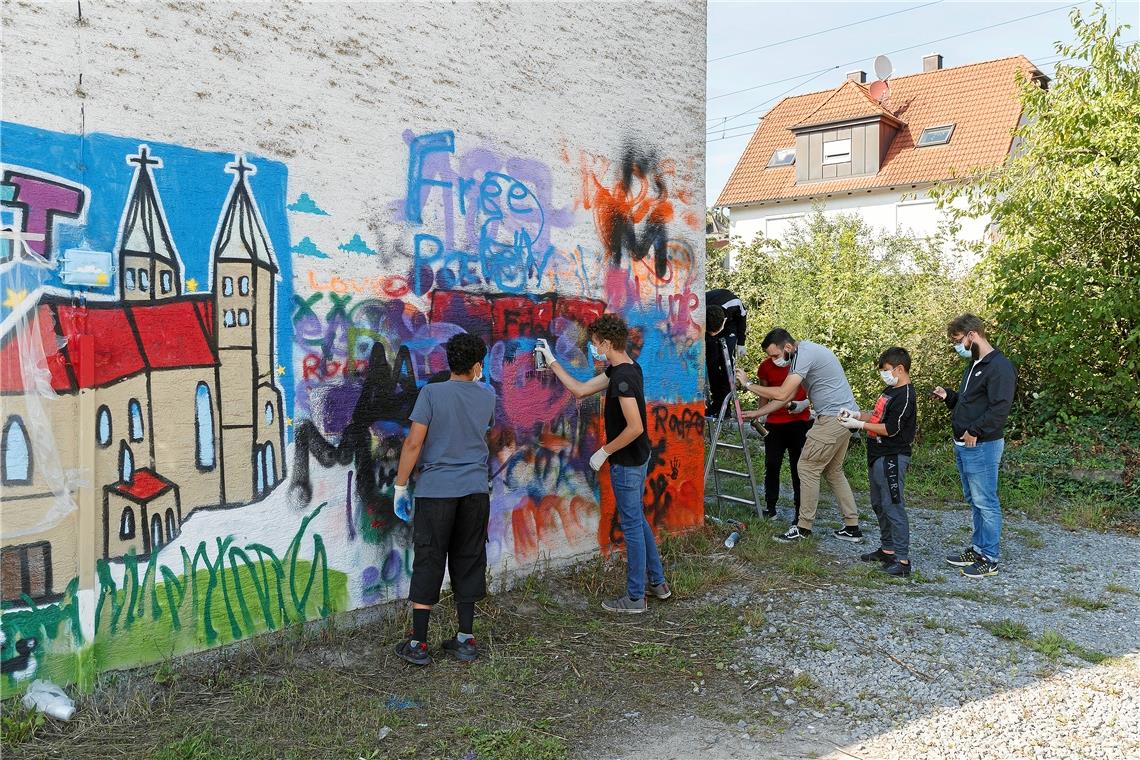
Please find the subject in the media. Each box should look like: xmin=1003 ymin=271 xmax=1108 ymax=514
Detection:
xmin=457 ymin=601 xmax=474 ymax=636
xmin=412 ymin=608 xmax=430 ymax=643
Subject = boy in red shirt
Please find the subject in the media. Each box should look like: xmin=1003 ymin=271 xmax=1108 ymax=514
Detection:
xmin=737 ymin=360 xmax=811 ymax=520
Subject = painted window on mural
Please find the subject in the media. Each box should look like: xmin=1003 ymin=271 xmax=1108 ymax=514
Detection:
xmin=138 ymin=269 xmax=150 ymax=292
xmin=239 ymin=276 xmax=250 ymax=295
xmin=2 ymin=416 xmax=32 ymax=484
xmin=255 ymin=447 xmax=265 ymax=496
xmin=165 ymin=509 xmax=178 ymax=541
xmin=160 ymin=270 xmax=173 ymax=294
xmin=119 ymin=441 xmax=134 ymax=483
xmin=195 ymin=382 xmax=215 ymax=469
xmin=124 ymin=268 xmax=136 ymax=290
xmin=120 ymin=507 xmax=135 ymax=540
xmin=264 ymin=402 xmax=274 ymax=426
xmin=238 ymin=309 xmax=250 ymax=326
xmin=223 ymin=310 xmax=235 ymax=327
xmin=1 ymin=542 xmax=52 ymax=603
xmin=150 ymin=515 xmax=163 ymax=551
xmin=128 ymin=399 xmax=144 ymax=441
xmin=223 ymin=276 xmax=233 ymax=296
xmin=266 ymin=441 xmax=277 ymax=485
xmin=97 ymin=405 xmax=112 ymax=447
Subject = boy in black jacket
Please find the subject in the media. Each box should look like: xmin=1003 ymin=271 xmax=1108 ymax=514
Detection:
xmin=839 ymin=348 xmax=917 ymax=576
xmin=933 ymin=314 xmax=1017 ymax=579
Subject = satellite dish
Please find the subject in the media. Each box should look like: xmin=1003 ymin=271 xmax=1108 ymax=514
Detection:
xmin=869 ymin=79 xmax=891 ymax=104
xmin=874 ymin=54 xmax=893 ymax=81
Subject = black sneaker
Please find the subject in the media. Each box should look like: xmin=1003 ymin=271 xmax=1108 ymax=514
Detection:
xmin=881 ymin=560 xmax=912 ymax=577
xmin=945 ymin=547 xmax=983 ymax=567
xmin=394 ymin=639 xmax=432 ymax=666
xmin=441 ymin=636 xmax=478 ymax=663
xmin=833 ymin=526 xmax=865 ymax=544
xmin=763 ymin=508 xmax=778 ymax=520
xmin=774 ymin=525 xmax=811 ymax=543
xmin=962 ymin=558 xmax=999 ymax=578
xmin=860 ymin=548 xmax=894 ymax=564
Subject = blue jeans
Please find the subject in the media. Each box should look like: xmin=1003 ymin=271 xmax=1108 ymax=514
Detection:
xmin=610 ymin=461 xmax=665 ymax=600
xmin=954 ymin=439 xmax=1005 ymax=562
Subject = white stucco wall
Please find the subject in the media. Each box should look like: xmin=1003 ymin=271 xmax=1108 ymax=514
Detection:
xmin=727 ymin=188 xmax=990 ymax=267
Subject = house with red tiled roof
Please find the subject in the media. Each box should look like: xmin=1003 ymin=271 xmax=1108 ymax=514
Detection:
xmin=716 ymin=54 xmax=1047 ymax=257
xmin=1 ymin=148 xmax=285 ymax=602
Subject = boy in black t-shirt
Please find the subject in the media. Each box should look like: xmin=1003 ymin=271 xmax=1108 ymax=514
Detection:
xmin=536 ymin=314 xmax=670 ymax=614
xmin=839 ymin=348 xmax=917 ymax=576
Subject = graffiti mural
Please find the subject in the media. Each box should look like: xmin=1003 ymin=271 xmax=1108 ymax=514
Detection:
xmin=1 ymin=121 xmax=704 ymax=696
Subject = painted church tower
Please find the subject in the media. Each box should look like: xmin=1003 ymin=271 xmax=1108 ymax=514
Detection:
xmin=211 ymin=157 xmax=286 ymax=505
xmin=117 ymin=146 xmax=184 ymax=302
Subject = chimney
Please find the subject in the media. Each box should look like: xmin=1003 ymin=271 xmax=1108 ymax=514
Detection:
xmin=923 ymin=53 xmax=944 ymax=72
xmin=847 ymin=70 xmax=867 ymax=84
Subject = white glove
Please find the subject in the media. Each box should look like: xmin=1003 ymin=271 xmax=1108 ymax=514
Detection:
xmin=839 ymin=416 xmax=865 ymax=430
xmin=535 ymin=338 xmax=557 ymax=366
xmin=837 ymin=408 xmax=858 ymax=421
xmin=394 ymin=483 xmax=413 ymax=523
xmin=786 ymin=400 xmax=809 ymax=414
xmin=589 ymin=447 xmax=610 ymax=472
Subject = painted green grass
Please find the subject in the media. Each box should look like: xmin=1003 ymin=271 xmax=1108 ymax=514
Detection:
xmin=2 ymin=504 xmax=348 ymax=699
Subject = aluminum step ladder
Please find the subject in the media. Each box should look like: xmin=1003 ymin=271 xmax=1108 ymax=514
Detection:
xmin=704 ymin=340 xmax=764 ymax=518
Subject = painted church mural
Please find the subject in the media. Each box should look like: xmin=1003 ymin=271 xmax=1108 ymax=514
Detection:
xmin=0 ymin=121 xmax=705 ymax=694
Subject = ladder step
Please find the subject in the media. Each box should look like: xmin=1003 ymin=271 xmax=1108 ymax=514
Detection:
xmin=717 ymin=442 xmax=744 ymax=451
xmin=716 ymin=468 xmax=751 ymax=478
xmin=717 ymin=495 xmax=758 ymax=506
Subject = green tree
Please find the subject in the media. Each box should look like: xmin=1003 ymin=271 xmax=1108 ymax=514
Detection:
xmin=934 ymin=5 xmax=1140 ymax=419
xmin=715 ymin=208 xmax=981 ymax=436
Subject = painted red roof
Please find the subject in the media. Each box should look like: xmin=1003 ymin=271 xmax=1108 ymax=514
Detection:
xmin=130 ymin=300 xmax=217 ymax=369
xmin=717 ymin=56 xmax=1042 ymax=207
xmin=110 ymin=468 xmax=174 ymax=501
xmin=0 ymin=295 xmax=218 ymax=393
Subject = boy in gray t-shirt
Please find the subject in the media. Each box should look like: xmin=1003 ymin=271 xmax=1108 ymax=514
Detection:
xmin=393 ymin=333 xmax=496 ymax=667
xmin=738 ymin=329 xmax=863 ymax=544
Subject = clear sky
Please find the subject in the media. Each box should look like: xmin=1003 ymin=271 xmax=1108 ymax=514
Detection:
xmin=706 ymin=0 xmax=1140 ymax=205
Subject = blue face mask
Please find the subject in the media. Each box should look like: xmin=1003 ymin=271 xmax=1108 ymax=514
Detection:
xmin=955 ymin=341 xmax=972 ymax=359
xmin=588 ymin=342 xmax=604 ymax=364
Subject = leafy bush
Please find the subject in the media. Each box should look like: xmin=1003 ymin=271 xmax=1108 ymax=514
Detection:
xmin=934 ymin=6 xmax=1140 ymax=420
xmin=709 ymin=208 xmax=983 ymax=436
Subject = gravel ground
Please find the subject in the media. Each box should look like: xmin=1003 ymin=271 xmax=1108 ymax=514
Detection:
xmin=585 ymin=506 xmax=1140 ymax=760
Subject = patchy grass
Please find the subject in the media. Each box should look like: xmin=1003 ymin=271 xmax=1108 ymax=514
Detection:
xmin=0 ymin=525 xmax=816 ymax=760
xmin=0 ymin=704 xmax=46 ymax=749
xmin=981 ymin=619 xmax=1031 ymax=641
xmin=1028 ymin=630 xmax=1108 ymax=664
xmin=1106 ymin=582 xmax=1137 ymax=596
xmin=981 ymin=620 xmax=1107 ymax=664
xmin=1012 ymin=527 xmax=1046 ymax=549
xmin=1062 ymin=593 xmax=1112 ymax=612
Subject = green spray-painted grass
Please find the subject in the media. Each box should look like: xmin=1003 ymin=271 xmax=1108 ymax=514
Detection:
xmin=1 ymin=580 xmax=95 ymax=697
xmin=2 ymin=504 xmax=348 ymax=697
xmin=94 ymin=503 xmax=348 ymax=670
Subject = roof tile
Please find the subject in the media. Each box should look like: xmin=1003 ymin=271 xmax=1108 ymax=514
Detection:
xmin=718 ymin=56 xmax=1040 ymax=207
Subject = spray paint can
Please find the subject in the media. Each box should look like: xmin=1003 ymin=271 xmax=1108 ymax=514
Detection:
xmin=724 ymin=531 xmax=741 ymax=549
xmin=534 ymin=345 xmax=548 ymax=371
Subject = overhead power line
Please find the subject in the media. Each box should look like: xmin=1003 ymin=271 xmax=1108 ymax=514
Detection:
xmin=706 ymin=0 xmax=1090 ymax=110
xmin=704 ymin=48 xmax=1097 ymax=145
xmin=708 ymin=1 xmax=945 ymax=64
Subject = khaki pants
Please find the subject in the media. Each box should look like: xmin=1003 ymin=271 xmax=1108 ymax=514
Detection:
xmin=796 ymin=415 xmax=859 ymax=530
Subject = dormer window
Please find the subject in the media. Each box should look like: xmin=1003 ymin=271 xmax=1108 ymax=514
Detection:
xmin=767 ymin=148 xmax=796 ymax=167
xmin=917 ymin=124 xmax=955 ymax=147
xmin=822 ymin=139 xmax=852 ymax=165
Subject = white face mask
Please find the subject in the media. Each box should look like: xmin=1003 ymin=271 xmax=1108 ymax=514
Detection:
xmin=473 ymin=364 xmax=484 ymax=383
xmin=771 ymin=349 xmax=792 ymax=368
xmin=880 ymin=368 xmax=898 ymax=386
